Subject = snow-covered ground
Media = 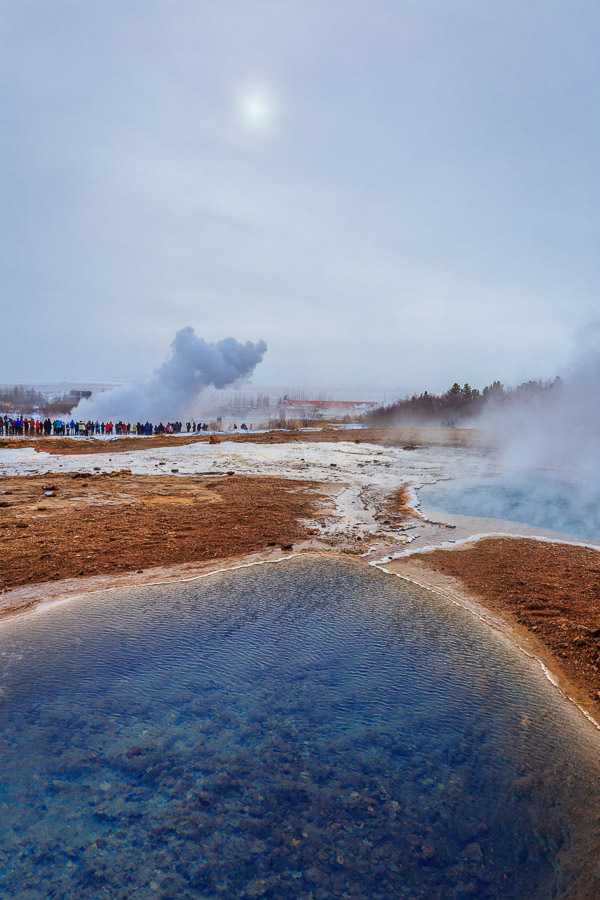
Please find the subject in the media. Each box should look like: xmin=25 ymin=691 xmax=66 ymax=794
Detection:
xmin=0 ymin=437 xmax=490 ymax=484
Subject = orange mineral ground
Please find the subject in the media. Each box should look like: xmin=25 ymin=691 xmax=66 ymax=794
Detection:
xmin=0 ymin=424 xmax=481 ymax=455
xmin=0 ymin=472 xmax=327 ymax=594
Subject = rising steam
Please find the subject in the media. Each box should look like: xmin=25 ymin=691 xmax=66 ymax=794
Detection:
xmin=468 ymin=323 xmax=600 ymax=539
xmin=71 ymin=327 xmax=267 ymax=421
xmin=492 ymin=323 xmax=600 ymax=478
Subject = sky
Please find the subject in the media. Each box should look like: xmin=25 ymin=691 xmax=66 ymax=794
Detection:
xmin=1 ymin=0 xmax=599 ymax=394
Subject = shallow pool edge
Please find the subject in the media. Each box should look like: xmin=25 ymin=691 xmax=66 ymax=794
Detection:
xmin=372 ymin=556 xmax=600 ymax=737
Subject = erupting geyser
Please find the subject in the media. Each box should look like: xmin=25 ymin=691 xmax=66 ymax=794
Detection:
xmin=71 ymin=327 xmax=267 ymax=421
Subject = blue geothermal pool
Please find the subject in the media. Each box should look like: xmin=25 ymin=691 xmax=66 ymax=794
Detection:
xmin=420 ymin=472 xmax=600 ymax=542
xmin=0 ymin=558 xmax=599 ymax=898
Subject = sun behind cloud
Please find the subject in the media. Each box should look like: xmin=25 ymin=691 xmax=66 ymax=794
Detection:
xmin=238 ymin=85 xmax=276 ymax=130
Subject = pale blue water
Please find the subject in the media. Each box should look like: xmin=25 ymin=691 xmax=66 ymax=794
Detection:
xmin=1 ymin=558 xmax=599 ymax=899
xmin=421 ymin=473 xmax=600 ymax=541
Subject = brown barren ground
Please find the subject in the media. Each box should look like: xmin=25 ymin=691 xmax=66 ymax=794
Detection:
xmin=401 ymin=537 xmax=600 ymax=712
xmin=0 ymin=425 xmax=482 ymax=455
xmin=0 ymin=472 xmax=326 ymax=595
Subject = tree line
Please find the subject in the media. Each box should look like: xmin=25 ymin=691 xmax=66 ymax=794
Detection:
xmin=0 ymin=384 xmax=48 ymax=410
xmin=365 ymin=377 xmax=562 ymax=426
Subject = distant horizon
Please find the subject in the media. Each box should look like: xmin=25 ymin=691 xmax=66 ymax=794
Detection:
xmin=1 ymin=370 xmax=562 ymax=407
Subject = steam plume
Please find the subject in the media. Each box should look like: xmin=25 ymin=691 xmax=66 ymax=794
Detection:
xmin=467 ymin=322 xmax=600 ymax=539
xmin=71 ymin=327 xmax=267 ymax=421
xmin=494 ymin=323 xmax=600 ymax=478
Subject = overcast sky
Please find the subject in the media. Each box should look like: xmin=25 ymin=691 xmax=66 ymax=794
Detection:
xmin=2 ymin=0 xmax=599 ymax=393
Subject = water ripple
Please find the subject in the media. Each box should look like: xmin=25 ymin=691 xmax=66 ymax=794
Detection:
xmin=0 ymin=557 xmax=599 ymax=898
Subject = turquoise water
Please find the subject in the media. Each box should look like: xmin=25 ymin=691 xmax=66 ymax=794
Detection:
xmin=1 ymin=558 xmax=599 ymax=899
xmin=421 ymin=473 xmax=600 ymax=541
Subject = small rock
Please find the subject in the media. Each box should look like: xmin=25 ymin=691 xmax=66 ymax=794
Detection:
xmin=512 ymin=774 xmax=538 ymax=799
xmin=455 ymin=881 xmax=478 ymax=896
xmin=420 ymin=842 xmax=435 ymax=861
xmin=462 ymin=842 xmax=483 ymax=863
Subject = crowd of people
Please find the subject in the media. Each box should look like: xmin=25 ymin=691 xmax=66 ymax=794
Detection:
xmin=0 ymin=416 xmax=250 ymax=437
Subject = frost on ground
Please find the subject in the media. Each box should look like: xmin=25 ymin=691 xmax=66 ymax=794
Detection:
xmin=0 ymin=439 xmax=492 ymax=547
xmin=1 ymin=438 xmax=582 ymax=554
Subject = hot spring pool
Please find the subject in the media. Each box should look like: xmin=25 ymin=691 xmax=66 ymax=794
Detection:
xmin=420 ymin=473 xmax=600 ymax=542
xmin=1 ymin=557 xmax=599 ymax=899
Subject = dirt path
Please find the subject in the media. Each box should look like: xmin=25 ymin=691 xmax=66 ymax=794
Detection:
xmin=0 ymin=425 xmax=483 ymax=455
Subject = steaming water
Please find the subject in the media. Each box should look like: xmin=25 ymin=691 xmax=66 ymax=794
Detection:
xmin=1 ymin=558 xmax=599 ymax=899
xmin=420 ymin=472 xmax=600 ymax=542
